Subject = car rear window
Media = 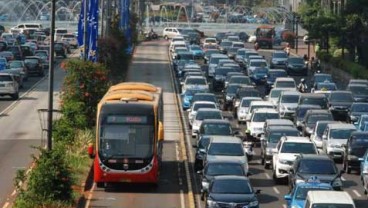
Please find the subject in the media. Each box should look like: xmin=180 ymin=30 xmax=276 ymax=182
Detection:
xmin=0 ymin=75 xmax=12 ymax=81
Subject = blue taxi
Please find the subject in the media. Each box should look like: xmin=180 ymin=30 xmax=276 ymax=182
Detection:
xmin=181 ymin=88 xmax=208 ymax=110
xmin=284 ymin=176 xmax=333 ymax=208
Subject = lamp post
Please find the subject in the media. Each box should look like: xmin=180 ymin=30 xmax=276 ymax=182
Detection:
xmin=47 ymin=0 xmax=56 ymax=151
xmin=83 ymin=0 xmax=89 ymax=61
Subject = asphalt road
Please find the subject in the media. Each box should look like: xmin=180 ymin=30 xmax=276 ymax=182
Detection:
xmin=85 ymin=40 xmax=192 ymax=208
xmin=0 ymin=55 xmax=68 ymax=207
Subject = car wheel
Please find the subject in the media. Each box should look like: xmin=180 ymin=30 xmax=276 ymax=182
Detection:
xmin=96 ymin=182 xmax=104 ymax=188
xmin=273 ymin=170 xmax=280 ymax=184
xmin=11 ymin=92 xmax=19 ymax=100
xmin=261 ymin=156 xmax=265 ymax=165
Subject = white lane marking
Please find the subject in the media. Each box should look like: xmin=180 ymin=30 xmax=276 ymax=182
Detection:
xmin=84 ymin=183 xmax=95 ymax=208
xmin=180 ymin=190 xmax=185 ymax=208
xmin=273 ymin=187 xmax=280 ymax=194
xmin=265 ymin=173 xmax=271 ymax=179
xmin=282 ymin=204 xmax=287 ymax=208
xmin=2 ymin=202 xmax=9 ymax=208
xmin=352 ymin=189 xmax=362 ymax=198
xmin=341 ymin=176 xmax=346 ymax=181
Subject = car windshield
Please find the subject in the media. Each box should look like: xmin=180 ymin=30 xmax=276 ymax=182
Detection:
xmin=211 ymin=179 xmax=252 ymax=194
xmin=281 ymin=142 xmax=316 ymax=154
xmin=254 ymin=67 xmax=268 ymax=74
xmin=295 ymin=187 xmax=332 ymax=200
xmin=307 ymin=114 xmax=332 ymax=124
xmin=226 ymin=85 xmax=240 ymax=94
xmin=269 ymin=71 xmax=287 ymax=79
xmin=312 ymin=204 xmax=354 ymax=208
xmin=301 ymin=97 xmax=327 ymax=108
xmin=196 ymin=111 xmax=222 ymax=120
xmin=252 ymin=112 xmax=279 ymax=122
xmin=208 ymin=143 xmax=244 ymax=156
xmin=228 ymin=48 xmax=239 ymax=53
xmin=330 ymin=93 xmax=353 ymax=102
xmin=193 ymin=103 xmax=216 ymax=111
xmin=205 ymin=50 xmax=220 ymax=57
xmin=330 ymin=129 xmax=355 ymax=139
xmin=24 ymin=58 xmax=38 ymax=64
xmin=206 ymin=163 xmax=244 ymax=176
xmin=241 ymin=98 xmax=261 ymax=107
xmin=288 ymin=58 xmax=304 ymax=64
xmin=298 ymin=159 xmax=337 ymax=174
xmin=190 ymin=46 xmax=201 ymax=50
xmin=0 ymin=75 xmax=12 ymax=81
xmin=9 ymin=61 xmax=22 ymax=68
xmin=231 ymin=77 xmax=251 ymax=85
xmin=220 ymin=41 xmax=232 ymax=47
xmin=273 ymin=53 xmax=288 ymax=58
xmin=281 ymin=95 xmax=300 ymax=103
xmin=250 ymin=61 xmax=267 ymax=67
xmin=297 ymin=107 xmax=320 ymax=119
xmin=270 ymin=90 xmax=283 ymax=98
xmin=186 ymin=78 xmax=206 ymax=85
xmin=268 ymin=131 xmax=299 ymax=143
xmin=351 ymin=104 xmax=368 ymax=112
xmin=205 ymin=39 xmax=217 ymax=44
xmin=237 ymin=50 xmax=246 ymax=55
xmin=179 ymin=54 xmax=194 ymax=61
xmin=193 ymin=95 xmax=216 ymax=103
xmin=215 ymin=68 xmax=231 ymax=76
xmin=316 ymin=123 xmax=329 ymax=136
xmin=35 ymin=51 xmax=47 ymax=57
xmin=351 ymin=136 xmax=368 ymax=146
xmin=276 ymin=81 xmax=295 ymax=88
xmin=349 ymin=86 xmax=368 ymax=95
xmin=315 ymin=74 xmax=332 ymax=83
xmin=239 ymin=90 xmax=261 ymax=98
xmin=316 ymin=83 xmax=336 ymax=91
xmin=202 ymin=123 xmax=232 ymax=135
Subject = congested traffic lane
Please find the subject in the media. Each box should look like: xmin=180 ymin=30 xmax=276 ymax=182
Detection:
xmin=175 ymin=40 xmax=368 ymax=207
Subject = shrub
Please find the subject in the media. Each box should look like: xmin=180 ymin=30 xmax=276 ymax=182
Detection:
xmin=333 ymin=48 xmax=349 ymax=58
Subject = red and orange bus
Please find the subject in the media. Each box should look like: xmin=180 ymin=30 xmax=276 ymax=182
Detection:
xmin=88 ymin=82 xmax=164 ymax=187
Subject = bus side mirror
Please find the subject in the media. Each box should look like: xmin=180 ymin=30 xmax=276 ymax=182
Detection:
xmin=87 ymin=143 xmax=95 ymax=159
xmin=158 ymin=121 xmax=164 ymax=141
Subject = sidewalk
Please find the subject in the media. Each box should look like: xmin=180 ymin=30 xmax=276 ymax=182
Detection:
xmin=290 ymin=40 xmax=316 ymax=59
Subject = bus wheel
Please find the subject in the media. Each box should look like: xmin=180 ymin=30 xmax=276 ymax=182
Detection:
xmin=96 ymin=182 xmax=104 ymax=188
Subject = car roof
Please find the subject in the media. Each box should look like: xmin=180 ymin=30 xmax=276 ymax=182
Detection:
xmin=250 ymin=101 xmax=273 ymax=106
xmin=210 ymin=135 xmax=242 ymax=143
xmin=297 ymin=104 xmax=321 ymax=109
xmin=298 ymin=154 xmax=332 ymax=161
xmin=307 ymin=191 xmax=354 ymax=204
xmin=193 ymin=101 xmax=216 ymax=105
xmin=268 ymin=126 xmax=298 ymax=131
xmin=281 ymin=90 xmax=301 ymax=96
xmin=351 ymin=131 xmax=368 ymax=136
xmin=213 ymin=175 xmax=249 ymax=181
xmin=326 ymin=123 xmax=356 ymax=129
xmin=266 ymin=119 xmax=294 ymax=125
xmin=315 ymin=120 xmax=339 ymax=126
xmin=306 ymin=109 xmax=331 ymax=114
xmin=206 ymin=159 xmax=245 ymax=165
xmin=202 ymin=119 xmax=230 ymax=124
xmin=281 ymin=136 xmax=312 ymax=143
xmin=347 ymin=83 xmax=367 ymax=88
xmin=275 ymin=77 xmax=295 ymax=81
xmin=330 ymin=90 xmax=352 ymax=94
xmin=300 ymin=93 xmax=326 ymax=98
xmin=197 ymin=108 xmax=221 ymax=112
xmin=193 ymin=93 xmax=215 ymax=96
xmin=240 ymin=97 xmax=262 ymax=101
xmin=210 ymin=54 xmax=228 ymax=58
xmin=253 ymin=108 xmax=278 ymax=113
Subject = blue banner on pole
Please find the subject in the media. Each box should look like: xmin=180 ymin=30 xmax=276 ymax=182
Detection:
xmin=77 ymin=0 xmax=99 ymax=62
xmin=120 ymin=0 xmax=132 ymax=54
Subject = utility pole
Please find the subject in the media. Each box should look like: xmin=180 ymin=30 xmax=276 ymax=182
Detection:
xmin=295 ymin=17 xmax=299 ymax=54
xmin=83 ymin=0 xmax=88 ymax=61
xmin=47 ymin=0 xmax=56 ymax=151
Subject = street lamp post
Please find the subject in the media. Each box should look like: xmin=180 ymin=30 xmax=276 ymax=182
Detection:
xmin=47 ymin=0 xmax=56 ymax=151
xmin=83 ymin=0 xmax=89 ymax=61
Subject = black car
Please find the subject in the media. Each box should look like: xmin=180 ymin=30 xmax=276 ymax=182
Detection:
xmin=199 ymin=160 xmax=248 ymax=200
xmin=347 ymin=83 xmax=368 ymax=102
xmin=20 ymin=45 xmax=34 ymax=57
xmin=214 ymin=32 xmax=226 ymax=43
xmin=0 ymin=40 xmax=7 ymax=52
xmin=348 ymin=102 xmax=368 ymax=124
xmin=288 ymin=154 xmax=344 ymax=190
xmin=204 ymin=49 xmax=220 ymax=64
xmin=226 ymin=47 xmax=240 ymax=59
xmin=188 ymin=32 xmax=200 ymax=45
xmin=310 ymin=73 xmax=333 ymax=89
xmin=301 ymin=109 xmax=333 ymax=137
xmin=343 ymin=131 xmax=368 ymax=173
xmin=7 ymin=45 xmax=23 ymax=60
xmin=193 ymin=135 xmax=211 ymax=171
xmin=328 ymin=91 xmax=354 ymax=121
xmin=232 ymin=86 xmax=262 ymax=116
xmin=218 ymin=40 xmax=232 ymax=54
xmin=298 ymin=93 xmax=328 ymax=109
xmin=212 ymin=67 xmax=238 ymax=92
xmin=294 ymin=104 xmax=321 ymax=129
xmin=54 ymin=42 xmax=67 ymax=58
xmin=265 ymin=69 xmax=288 ymax=94
xmin=260 ymin=126 xmax=300 ymax=169
xmin=204 ymin=175 xmax=260 ymax=208
xmin=286 ymin=57 xmax=308 ymax=76
xmin=24 ymin=56 xmax=44 ymax=76
xmin=222 ymin=84 xmax=242 ymax=111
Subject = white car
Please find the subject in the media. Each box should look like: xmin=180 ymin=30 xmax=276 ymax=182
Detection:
xmin=266 ymin=88 xmax=287 ymax=106
xmin=192 ymin=108 xmax=223 ymax=138
xmin=181 ymin=76 xmax=208 ymax=93
xmin=273 ymin=77 xmax=297 ymax=91
xmin=310 ymin=121 xmax=338 ymax=149
xmin=272 ymin=136 xmax=318 ymax=183
xmin=248 ymin=35 xmax=257 ymax=43
xmin=61 ymin=33 xmax=78 ymax=49
xmin=245 ymin=100 xmax=275 ymax=121
xmin=277 ymin=91 xmax=301 ymax=119
xmin=163 ymin=27 xmax=181 ymax=39
xmin=246 ymin=108 xmax=279 ymax=139
xmin=172 ymin=47 xmax=188 ymax=60
xmin=170 ymin=40 xmax=187 ymax=53
xmin=202 ymin=37 xmax=217 ymax=47
xmin=322 ymin=123 xmax=357 ymax=161
xmin=237 ymin=97 xmax=262 ymax=123
xmin=188 ymin=101 xmax=217 ymax=127
xmin=247 ymin=59 xmax=268 ymax=75
xmin=0 ymin=72 xmax=19 ymax=100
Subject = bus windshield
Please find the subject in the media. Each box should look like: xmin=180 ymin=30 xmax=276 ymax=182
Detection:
xmin=99 ymin=115 xmax=154 ymax=159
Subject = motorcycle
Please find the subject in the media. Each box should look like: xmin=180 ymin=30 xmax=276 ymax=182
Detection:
xmin=254 ymin=42 xmax=259 ymax=51
xmin=145 ymin=31 xmax=158 ymax=41
xmin=298 ymin=82 xmax=308 ymax=93
xmin=311 ymin=59 xmax=321 ymax=72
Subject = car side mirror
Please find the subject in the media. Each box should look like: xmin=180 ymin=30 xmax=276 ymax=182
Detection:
xmin=359 ymin=158 xmax=364 ymax=161
xmin=289 ymin=168 xmax=294 ymax=174
xmin=197 ymin=170 xmax=203 ymax=175
xmin=284 ymin=194 xmax=292 ymax=201
xmin=247 ymin=171 xmax=253 ymax=176
xmin=192 ymin=144 xmax=198 ymax=148
xmin=322 ymin=135 xmax=327 ymax=140
xmin=255 ymin=189 xmax=261 ymax=194
xmin=350 ymin=116 xmax=358 ymax=122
